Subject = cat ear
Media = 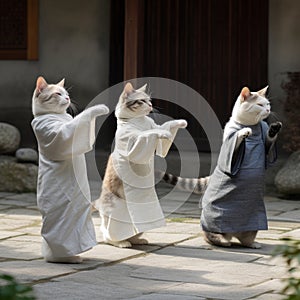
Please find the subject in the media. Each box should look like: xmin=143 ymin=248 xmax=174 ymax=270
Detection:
xmin=257 ymin=86 xmax=268 ymax=96
xmin=36 ymin=76 xmax=48 ymax=92
xmin=57 ymin=78 xmax=65 ymax=87
xmin=240 ymin=87 xmax=251 ymax=102
xmin=124 ymin=82 xmax=134 ymax=96
xmin=136 ymin=84 xmax=147 ymax=93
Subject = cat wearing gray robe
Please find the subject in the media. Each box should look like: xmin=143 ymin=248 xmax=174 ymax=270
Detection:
xmin=201 ymin=86 xmax=282 ymax=248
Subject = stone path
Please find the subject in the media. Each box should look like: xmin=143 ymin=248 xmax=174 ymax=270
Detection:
xmin=0 ymin=185 xmax=299 ymax=300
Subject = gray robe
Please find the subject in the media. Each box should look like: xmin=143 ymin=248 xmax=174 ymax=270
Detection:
xmin=201 ymin=120 xmax=276 ymax=233
xmin=31 ymin=113 xmax=97 ymax=257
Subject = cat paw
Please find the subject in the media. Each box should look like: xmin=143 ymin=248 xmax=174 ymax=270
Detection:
xmin=115 ymin=240 xmax=132 ymax=248
xmin=239 ymin=127 xmax=252 ymax=139
xmin=104 ymin=238 xmax=132 ymax=248
xmin=172 ymin=119 xmax=188 ymax=129
xmin=204 ymin=232 xmax=232 ymax=247
xmin=94 ymin=104 xmax=110 ymax=116
xmin=128 ymin=235 xmax=149 ymax=245
xmin=242 ymin=242 xmax=261 ymax=249
xmin=269 ymin=121 xmax=282 ymax=137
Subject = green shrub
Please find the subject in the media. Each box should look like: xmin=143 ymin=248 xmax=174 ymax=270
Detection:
xmin=273 ymin=238 xmax=300 ymax=299
xmin=0 ymin=274 xmax=36 ymax=300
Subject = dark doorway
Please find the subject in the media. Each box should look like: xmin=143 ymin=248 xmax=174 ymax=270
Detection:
xmin=109 ymin=0 xmax=269 ymax=151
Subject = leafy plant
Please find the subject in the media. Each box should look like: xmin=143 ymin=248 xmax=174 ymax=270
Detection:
xmin=273 ymin=238 xmax=300 ymax=299
xmin=0 ymin=274 xmax=36 ymax=300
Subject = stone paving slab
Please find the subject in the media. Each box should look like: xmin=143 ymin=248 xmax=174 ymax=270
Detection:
xmin=0 ymin=260 xmax=77 ymax=283
xmin=0 ymin=190 xmax=299 ymax=300
xmin=132 ymin=293 xmax=205 ymax=300
xmin=127 ymin=247 xmax=287 ymax=286
xmin=50 ymin=264 xmax=181 ymax=296
xmin=0 ymin=230 xmax=25 ymax=240
xmin=282 ymin=228 xmax=300 ymax=239
xmin=34 ymin=280 xmax=142 ymax=300
xmin=272 ymin=210 xmax=300 ymax=222
xmin=0 ymin=238 xmax=42 ymax=260
xmin=158 ymin=281 xmax=281 ymax=300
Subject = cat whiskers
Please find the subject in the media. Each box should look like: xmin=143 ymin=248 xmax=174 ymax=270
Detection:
xmin=267 ymin=111 xmax=280 ymax=122
xmin=66 ymin=86 xmax=74 ymax=93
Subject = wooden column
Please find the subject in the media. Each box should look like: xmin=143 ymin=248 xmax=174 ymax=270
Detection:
xmin=123 ymin=0 xmax=144 ymax=80
xmin=27 ymin=0 xmax=39 ymax=60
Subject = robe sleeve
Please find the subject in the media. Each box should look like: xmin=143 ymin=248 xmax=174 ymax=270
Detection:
xmin=32 ymin=112 xmax=97 ymax=161
xmin=126 ymin=130 xmax=169 ymax=164
xmin=261 ymin=121 xmax=277 ymax=167
xmin=149 ymin=119 xmax=180 ymax=158
xmin=218 ymin=130 xmax=246 ymax=176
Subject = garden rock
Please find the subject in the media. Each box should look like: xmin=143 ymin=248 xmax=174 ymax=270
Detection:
xmin=16 ymin=148 xmax=38 ymax=164
xmin=275 ymin=151 xmax=300 ymax=195
xmin=0 ymin=155 xmax=17 ymax=163
xmin=0 ymin=159 xmax=38 ymax=193
xmin=0 ymin=123 xmax=21 ymax=154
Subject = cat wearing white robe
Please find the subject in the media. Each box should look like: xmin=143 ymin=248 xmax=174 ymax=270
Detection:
xmin=31 ymin=76 xmax=109 ymax=263
xmin=97 ymin=82 xmax=187 ymax=248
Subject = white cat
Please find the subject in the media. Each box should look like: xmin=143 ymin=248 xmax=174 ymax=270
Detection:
xmin=32 ymin=76 xmax=109 ymax=263
xmin=201 ymin=86 xmax=282 ymax=248
xmin=96 ymin=82 xmax=187 ymax=248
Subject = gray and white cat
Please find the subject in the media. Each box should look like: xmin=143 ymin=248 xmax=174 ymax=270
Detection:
xmin=97 ymin=82 xmax=188 ymax=248
xmin=200 ymin=86 xmax=282 ymax=248
xmin=32 ymin=76 xmax=109 ymax=263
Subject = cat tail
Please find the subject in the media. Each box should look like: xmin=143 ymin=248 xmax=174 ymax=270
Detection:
xmin=158 ymin=171 xmax=210 ymax=194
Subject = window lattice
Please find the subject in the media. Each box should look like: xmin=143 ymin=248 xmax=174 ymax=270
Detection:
xmin=0 ymin=0 xmax=27 ymax=50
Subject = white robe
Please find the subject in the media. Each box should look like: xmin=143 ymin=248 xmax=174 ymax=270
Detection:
xmin=101 ymin=116 xmax=180 ymax=241
xmin=31 ymin=113 xmax=97 ymax=257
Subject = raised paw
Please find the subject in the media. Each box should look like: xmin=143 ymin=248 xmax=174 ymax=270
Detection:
xmin=239 ymin=127 xmax=252 ymax=139
xmin=269 ymin=121 xmax=282 ymax=138
xmin=95 ymin=104 xmax=110 ymax=116
xmin=171 ymin=119 xmax=188 ymax=129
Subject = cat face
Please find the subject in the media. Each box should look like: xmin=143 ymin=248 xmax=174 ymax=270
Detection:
xmin=232 ymin=86 xmax=270 ymax=125
xmin=32 ymin=76 xmax=70 ymax=116
xmin=115 ymin=83 xmax=152 ymax=119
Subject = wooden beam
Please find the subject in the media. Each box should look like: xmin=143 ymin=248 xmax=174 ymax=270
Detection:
xmin=27 ymin=0 xmax=39 ymax=60
xmin=124 ymin=0 xmax=144 ymax=80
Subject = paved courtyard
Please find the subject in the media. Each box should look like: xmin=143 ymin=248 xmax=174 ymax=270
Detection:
xmin=0 ymin=183 xmax=299 ymax=300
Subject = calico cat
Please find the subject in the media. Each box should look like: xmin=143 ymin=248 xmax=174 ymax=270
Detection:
xmin=32 ymin=76 xmax=109 ymax=263
xmin=97 ymin=82 xmax=187 ymax=248
xmin=200 ymin=86 xmax=282 ymax=248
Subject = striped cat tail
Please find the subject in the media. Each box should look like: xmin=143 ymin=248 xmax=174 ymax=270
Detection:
xmin=161 ymin=172 xmax=210 ymax=194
